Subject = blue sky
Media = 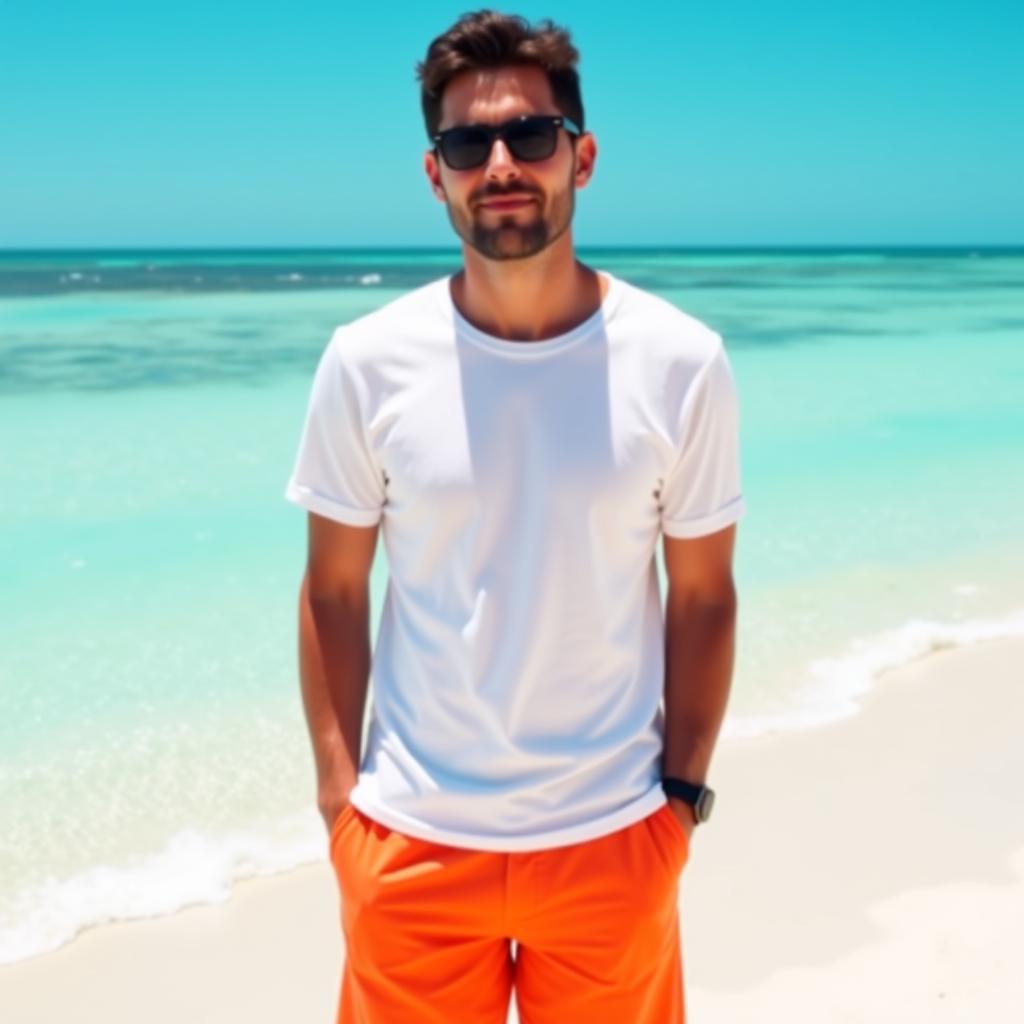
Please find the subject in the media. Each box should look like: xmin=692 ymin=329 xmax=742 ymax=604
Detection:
xmin=1 ymin=1 xmax=1020 ymax=247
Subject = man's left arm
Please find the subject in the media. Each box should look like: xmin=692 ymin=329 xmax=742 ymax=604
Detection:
xmin=661 ymin=523 xmax=740 ymax=839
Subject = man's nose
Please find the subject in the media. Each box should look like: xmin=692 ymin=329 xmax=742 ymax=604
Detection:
xmin=484 ymin=137 xmax=520 ymax=181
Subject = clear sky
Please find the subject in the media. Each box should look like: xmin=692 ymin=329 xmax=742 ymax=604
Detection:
xmin=2 ymin=1 xmax=1021 ymax=248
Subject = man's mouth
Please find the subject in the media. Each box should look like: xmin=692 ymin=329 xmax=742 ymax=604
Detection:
xmin=478 ymin=195 xmax=536 ymax=210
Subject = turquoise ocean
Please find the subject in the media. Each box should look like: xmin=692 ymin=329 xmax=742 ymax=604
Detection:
xmin=2 ymin=247 xmax=1022 ymax=964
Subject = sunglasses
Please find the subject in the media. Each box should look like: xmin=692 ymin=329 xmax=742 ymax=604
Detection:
xmin=432 ymin=114 xmax=582 ymax=171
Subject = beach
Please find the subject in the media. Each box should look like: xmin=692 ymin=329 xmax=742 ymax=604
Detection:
xmin=4 ymin=0 xmax=1024 ymax=1000
xmin=3 ymin=635 xmax=1020 ymax=1022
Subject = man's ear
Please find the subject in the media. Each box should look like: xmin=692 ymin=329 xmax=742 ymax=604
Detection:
xmin=573 ymin=132 xmax=597 ymax=189
xmin=424 ymin=149 xmax=447 ymax=202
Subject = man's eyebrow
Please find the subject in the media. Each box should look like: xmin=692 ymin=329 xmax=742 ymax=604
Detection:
xmin=439 ymin=110 xmax=553 ymax=129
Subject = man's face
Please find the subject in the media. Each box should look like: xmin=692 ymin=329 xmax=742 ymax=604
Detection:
xmin=424 ymin=65 xmax=596 ymax=261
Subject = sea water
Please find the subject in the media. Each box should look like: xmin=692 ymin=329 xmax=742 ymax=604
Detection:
xmin=2 ymin=247 xmax=1022 ymax=963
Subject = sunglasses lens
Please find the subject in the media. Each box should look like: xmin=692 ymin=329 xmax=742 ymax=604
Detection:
xmin=440 ymin=128 xmax=492 ymax=170
xmin=506 ymin=119 xmax=559 ymax=161
xmin=439 ymin=118 xmax=562 ymax=170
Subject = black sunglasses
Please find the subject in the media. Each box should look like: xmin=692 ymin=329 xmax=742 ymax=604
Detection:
xmin=432 ymin=114 xmax=582 ymax=171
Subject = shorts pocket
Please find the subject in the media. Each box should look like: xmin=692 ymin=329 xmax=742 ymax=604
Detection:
xmin=328 ymin=801 xmax=358 ymax=850
xmin=656 ymin=802 xmax=691 ymax=867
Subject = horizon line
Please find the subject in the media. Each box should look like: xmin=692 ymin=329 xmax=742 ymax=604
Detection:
xmin=2 ymin=243 xmax=1022 ymax=255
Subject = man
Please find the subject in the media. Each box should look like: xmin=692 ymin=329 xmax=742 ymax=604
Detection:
xmin=285 ymin=10 xmax=745 ymax=1023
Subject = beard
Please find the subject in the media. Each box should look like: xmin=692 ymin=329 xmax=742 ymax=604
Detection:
xmin=444 ymin=172 xmax=576 ymax=261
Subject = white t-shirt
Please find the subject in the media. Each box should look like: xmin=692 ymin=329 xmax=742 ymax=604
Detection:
xmin=284 ymin=271 xmax=746 ymax=851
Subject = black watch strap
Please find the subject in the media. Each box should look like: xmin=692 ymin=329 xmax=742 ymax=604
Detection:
xmin=661 ymin=776 xmax=715 ymax=822
xmin=661 ymin=777 xmax=703 ymax=803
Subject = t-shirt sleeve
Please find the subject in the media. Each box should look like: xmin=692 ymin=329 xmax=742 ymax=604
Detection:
xmin=659 ymin=339 xmax=747 ymax=539
xmin=283 ymin=332 xmax=386 ymax=527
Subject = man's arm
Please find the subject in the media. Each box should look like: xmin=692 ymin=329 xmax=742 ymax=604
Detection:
xmin=661 ymin=523 xmax=740 ymax=830
xmin=298 ymin=511 xmax=379 ymax=834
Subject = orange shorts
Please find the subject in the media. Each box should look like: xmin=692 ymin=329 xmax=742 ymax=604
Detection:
xmin=328 ymin=800 xmax=690 ymax=1023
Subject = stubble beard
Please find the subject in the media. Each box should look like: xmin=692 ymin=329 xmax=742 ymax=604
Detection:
xmin=446 ymin=178 xmax=576 ymax=262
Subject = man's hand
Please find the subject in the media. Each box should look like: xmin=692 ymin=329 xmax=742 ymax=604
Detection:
xmin=667 ymin=796 xmax=696 ymax=843
xmin=319 ymin=789 xmax=353 ymax=837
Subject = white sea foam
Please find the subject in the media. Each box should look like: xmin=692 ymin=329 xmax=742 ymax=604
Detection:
xmin=0 ymin=810 xmax=326 ymax=966
xmin=723 ymin=607 xmax=1024 ymax=740
xmin=275 ymin=273 xmax=303 ymax=281
xmin=359 ymin=273 xmax=382 ymax=285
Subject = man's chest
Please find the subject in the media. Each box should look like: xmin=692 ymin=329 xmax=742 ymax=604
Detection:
xmin=365 ymin=352 xmax=672 ymax=530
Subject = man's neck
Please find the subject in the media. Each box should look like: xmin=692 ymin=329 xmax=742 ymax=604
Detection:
xmin=450 ymin=235 xmax=608 ymax=342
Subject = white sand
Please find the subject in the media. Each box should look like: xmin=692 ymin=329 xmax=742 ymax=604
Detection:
xmin=2 ymin=637 xmax=1021 ymax=1023
xmin=684 ymin=635 xmax=1024 ymax=1022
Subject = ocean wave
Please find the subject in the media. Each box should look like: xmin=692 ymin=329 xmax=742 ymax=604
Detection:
xmin=0 ymin=810 xmax=327 ymax=966
xmin=723 ymin=607 xmax=1024 ymax=740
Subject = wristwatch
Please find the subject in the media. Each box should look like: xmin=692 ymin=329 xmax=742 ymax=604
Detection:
xmin=662 ymin=777 xmax=715 ymax=823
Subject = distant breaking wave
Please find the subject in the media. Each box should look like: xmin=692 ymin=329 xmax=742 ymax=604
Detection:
xmin=0 ymin=263 xmax=403 ymax=296
xmin=3 ymin=247 xmax=1020 ymax=297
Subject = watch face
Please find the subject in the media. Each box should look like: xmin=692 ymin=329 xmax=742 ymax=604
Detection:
xmin=696 ymin=788 xmax=715 ymax=822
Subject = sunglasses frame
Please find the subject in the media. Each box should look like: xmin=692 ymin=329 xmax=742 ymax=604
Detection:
xmin=432 ymin=114 xmax=583 ymax=171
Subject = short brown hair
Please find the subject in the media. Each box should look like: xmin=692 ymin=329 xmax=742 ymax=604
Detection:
xmin=416 ymin=9 xmax=585 ymax=140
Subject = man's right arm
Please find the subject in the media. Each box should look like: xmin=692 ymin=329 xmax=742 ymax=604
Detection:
xmin=297 ymin=510 xmax=379 ymax=835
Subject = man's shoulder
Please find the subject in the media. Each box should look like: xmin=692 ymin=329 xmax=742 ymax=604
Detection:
xmin=328 ymin=275 xmax=450 ymax=359
xmin=611 ymin=275 xmax=724 ymax=363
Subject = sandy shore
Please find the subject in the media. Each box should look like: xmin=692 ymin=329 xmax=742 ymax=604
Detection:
xmin=2 ymin=636 xmax=1022 ymax=1022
